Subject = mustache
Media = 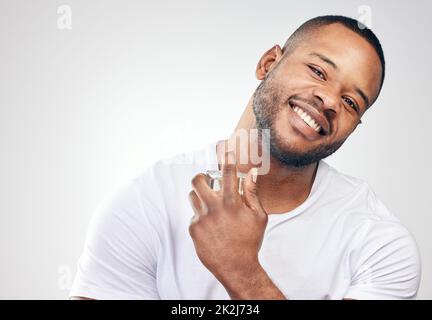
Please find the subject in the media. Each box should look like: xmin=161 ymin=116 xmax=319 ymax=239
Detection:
xmin=287 ymin=94 xmax=320 ymax=110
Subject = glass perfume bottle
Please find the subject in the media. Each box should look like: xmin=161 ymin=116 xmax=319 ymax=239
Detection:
xmin=205 ymin=170 xmax=248 ymax=195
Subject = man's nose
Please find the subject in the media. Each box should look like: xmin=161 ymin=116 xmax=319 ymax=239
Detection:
xmin=311 ymin=86 xmax=340 ymax=118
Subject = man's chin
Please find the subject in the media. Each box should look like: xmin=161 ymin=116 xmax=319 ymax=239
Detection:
xmin=269 ymin=145 xmax=320 ymax=168
xmin=268 ymin=137 xmax=344 ymax=168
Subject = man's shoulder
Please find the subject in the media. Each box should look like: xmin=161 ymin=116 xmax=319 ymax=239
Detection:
xmin=91 ymin=142 xmax=217 ymax=231
xmin=324 ymin=164 xmax=420 ymax=276
xmin=133 ymin=141 xmax=216 ymax=188
xmin=121 ymin=141 xmax=216 ymax=210
xmin=322 ymin=162 xmax=401 ymax=224
xmin=323 ymin=161 xmax=370 ymax=195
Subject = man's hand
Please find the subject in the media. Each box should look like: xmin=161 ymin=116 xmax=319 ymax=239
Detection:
xmin=188 ymin=151 xmax=286 ymax=299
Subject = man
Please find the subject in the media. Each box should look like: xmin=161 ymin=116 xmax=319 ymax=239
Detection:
xmin=70 ymin=15 xmax=421 ymax=300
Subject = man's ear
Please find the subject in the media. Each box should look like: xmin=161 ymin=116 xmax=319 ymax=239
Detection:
xmin=255 ymin=45 xmax=283 ymax=80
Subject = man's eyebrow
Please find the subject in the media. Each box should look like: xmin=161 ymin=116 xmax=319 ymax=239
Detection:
xmin=308 ymin=52 xmax=337 ymax=69
xmin=355 ymin=86 xmax=370 ymax=108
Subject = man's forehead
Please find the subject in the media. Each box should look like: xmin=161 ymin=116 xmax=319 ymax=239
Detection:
xmin=300 ymin=24 xmax=380 ymax=66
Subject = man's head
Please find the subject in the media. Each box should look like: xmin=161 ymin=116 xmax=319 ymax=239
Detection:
xmin=253 ymin=15 xmax=384 ymax=167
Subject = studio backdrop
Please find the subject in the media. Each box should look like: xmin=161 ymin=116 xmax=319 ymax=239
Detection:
xmin=0 ymin=0 xmax=430 ymax=299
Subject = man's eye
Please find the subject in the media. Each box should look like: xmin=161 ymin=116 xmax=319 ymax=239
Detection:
xmin=343 ymin=96 xmax=358 ymax=111
xmin=309 ymin=66 xmax=325 ymax=80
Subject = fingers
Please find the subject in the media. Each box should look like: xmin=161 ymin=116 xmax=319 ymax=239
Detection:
xmin=221 ymin=151 xmax=238 ymax=201
xmin=242 ymin=167 xmax=266 ymax=216
xmin=190 ymin=173 xmax=215 ymax=215
xmin=188 ymin=190 xmax=202 ymax=217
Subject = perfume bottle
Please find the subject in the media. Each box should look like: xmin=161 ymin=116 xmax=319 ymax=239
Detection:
xmin=205 ymin=170 xmax=248 ymax=195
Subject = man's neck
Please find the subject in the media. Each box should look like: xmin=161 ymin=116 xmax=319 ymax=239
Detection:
xmin=215 ymin=97 xmax=319 ymax=215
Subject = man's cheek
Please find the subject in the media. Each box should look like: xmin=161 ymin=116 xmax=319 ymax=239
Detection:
xmin=334 ymin=118 xmax=357 ymax=139
xmin=284 ymin=76 xmax=315 ymax=93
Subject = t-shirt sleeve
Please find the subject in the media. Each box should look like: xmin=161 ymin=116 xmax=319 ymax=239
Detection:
xmin=344 ymin=217 xmax=421 ymax=300
xmin=69 ymin=180 xmax=161 ymax=300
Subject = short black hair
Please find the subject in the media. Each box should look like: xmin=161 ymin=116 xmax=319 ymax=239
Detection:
xmin=283 ymin=15 xmax=385 ymax=99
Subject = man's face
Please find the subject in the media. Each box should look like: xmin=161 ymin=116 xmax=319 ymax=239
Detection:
xmin=253 ymin=23 xmax=382 ymax=167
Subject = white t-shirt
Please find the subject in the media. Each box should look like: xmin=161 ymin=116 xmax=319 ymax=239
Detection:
xmin=70 ymin=141 xmax=421 ymax=300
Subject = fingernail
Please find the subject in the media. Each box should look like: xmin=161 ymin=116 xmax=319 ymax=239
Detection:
xmin=251 ymin=167 xmax=258 ymax=183
xmin=227 ymin=152 xmax=236 ymax=165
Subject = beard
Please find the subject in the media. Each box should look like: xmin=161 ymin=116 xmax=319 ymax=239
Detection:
xmin=252 ymin=77 xmax=346 ymax=168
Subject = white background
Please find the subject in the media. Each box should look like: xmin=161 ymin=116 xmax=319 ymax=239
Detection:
xmin=0 ymin=0 xmax=430 ymax=299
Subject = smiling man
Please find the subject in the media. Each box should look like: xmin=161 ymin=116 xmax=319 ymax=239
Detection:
xmin=70 ymin=15 xmax=421 ymax=300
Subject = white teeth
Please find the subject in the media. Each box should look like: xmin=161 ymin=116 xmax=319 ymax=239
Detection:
xmin=292 ymin=106 xmax=322 ymax=133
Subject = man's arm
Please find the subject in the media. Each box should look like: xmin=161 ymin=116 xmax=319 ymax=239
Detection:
xmin=218 ymin=261 xmax=286 ymax=300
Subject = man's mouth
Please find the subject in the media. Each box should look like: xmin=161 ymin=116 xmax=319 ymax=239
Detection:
xmin=289 ymin=101 xmax=329 ymax=136
xmin=292 ymin=105 xmax=324 ymax=134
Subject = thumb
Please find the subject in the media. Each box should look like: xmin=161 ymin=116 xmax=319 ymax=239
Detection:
xmin=243 ymin=167 xmax=266 ymax=216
